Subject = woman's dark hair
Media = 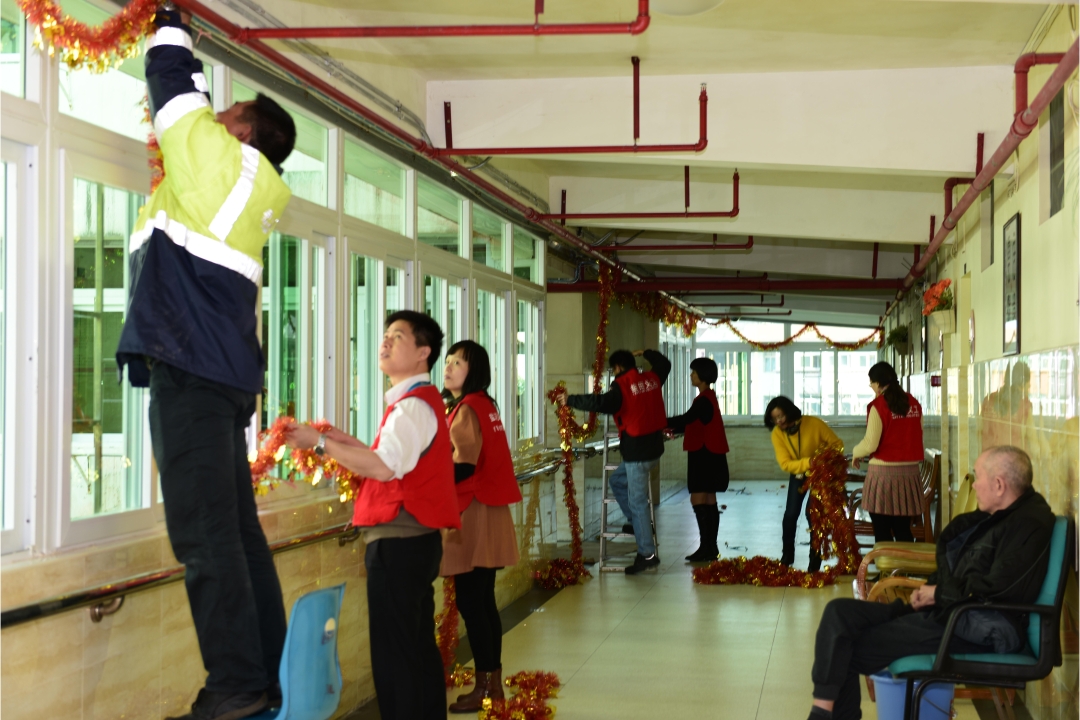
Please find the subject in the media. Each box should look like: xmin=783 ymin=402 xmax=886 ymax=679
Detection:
xmin=386 ymin=310 xmax=443 ymax=370
xmin=442 ymin=340 xmax=496 ymax=411
xmin=690 ymin=357 xmax=718 ymax=384
xmin=608 ymin=349 xmax=636 ymax=373
xmin=763 ymin=396 xmax=802 ymax=430
xmin=241 ymin=94 xmax=297 ymax=168
xmin=868 ymin=361 xmax=910 ymax=416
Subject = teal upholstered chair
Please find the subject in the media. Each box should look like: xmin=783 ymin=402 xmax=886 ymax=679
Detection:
xmin=251 ymin=583 xmax=346 ymax=720
xmin=886 ymin=516 xmax=1074 ymax=720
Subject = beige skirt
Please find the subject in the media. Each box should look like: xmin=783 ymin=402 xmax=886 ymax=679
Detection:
xmin=862 ymin=462 xmax=924 ymax=516
xmin=439 ymin=499 xmax=520 ymax=577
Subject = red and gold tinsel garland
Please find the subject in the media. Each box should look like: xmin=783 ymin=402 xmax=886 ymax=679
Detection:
xmin=435 ymin=577 xmax=476 ymax=689
xmin=249 ymin=416 xmax=363 ymax=499
xmin=19 ymin=0 xmax=158 ymax=72
xmin=702 ymin=318 xmax=883 ymax=351
xmin=479 ymin=671 xmax=561 ymax=720
xmin=615 ymin=290 xmax=699 ymax=338
xmin=692 ymin=445 xmax=860 ymax=588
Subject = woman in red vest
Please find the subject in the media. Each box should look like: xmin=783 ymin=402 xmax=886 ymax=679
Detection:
xmin=852 ymin=361 xmax=925 ymax=542
xmin=439 ymin=340 xmax=522 ymax=713
xmin=666 ymin=357 xmax=730 ymax=562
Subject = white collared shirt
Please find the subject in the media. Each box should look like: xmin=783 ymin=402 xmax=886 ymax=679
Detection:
xmin=372 ymin=372 xmax=440 ymax=481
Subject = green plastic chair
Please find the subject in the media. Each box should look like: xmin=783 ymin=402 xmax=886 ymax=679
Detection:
xmin=886 ymin=515 xmax=1073 ymax=720
xmin=251 ymin=584 xmax=346 ymax=720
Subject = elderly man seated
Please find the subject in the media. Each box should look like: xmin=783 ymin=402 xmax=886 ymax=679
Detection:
xmin=806 ymin=445 xmax=1054 ymax=720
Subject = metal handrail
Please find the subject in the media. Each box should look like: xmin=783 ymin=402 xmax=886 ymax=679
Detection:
xmin=0 ymin=434 xmax=625 ymax=629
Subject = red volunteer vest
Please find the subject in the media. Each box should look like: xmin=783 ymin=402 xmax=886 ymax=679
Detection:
xmin=867 ymin=392 xmax=924 ymax=463
xmin=683 ymin=389 xmax=730 ymax=454
xmin=448 ymin=393 xmax=523 ymax=512
xmin=613 ymin=369 xmax=667 ymax=437
xmin=352 ymin=383 xmax=461 ymax=530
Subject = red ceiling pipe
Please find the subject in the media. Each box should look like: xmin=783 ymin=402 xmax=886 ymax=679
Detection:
xmin=593 ymin=234 xmax=752 ymax=252
xmin=436 ymin=73 xmax=707 ymax=156
xmin=548 ymin=277 xmax=905 ymax=293
xmin=1015 ymin=52 xmax=1066 ymax=116
xmin=539 ymin=170 xmax=738 ymax=220
xmin=237 ymin=0 xmax=651 ymax=39
xmin=942 ymin=133 xmax=984 ymax=216
xmin=170 ymin=0 xmax=701 ymax=320
xmin=886 ymin=40 xmax=1079 ymax=317
xmin=707 ymin=310 xmax=792 ymax=318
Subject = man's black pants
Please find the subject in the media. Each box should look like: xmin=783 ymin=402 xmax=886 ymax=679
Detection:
xmin=366 ymin=532 xmax=446 ymax=720
xmin=150 ymin=363 xmax=287 ymax=694
xmin=783 ymin=473 xmax=821 ymax=569
xmin=812 ymin=599 xmax=993 ymax=720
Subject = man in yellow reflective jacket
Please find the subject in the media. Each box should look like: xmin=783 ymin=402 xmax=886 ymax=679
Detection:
xmin=116 ymin=7 xmax=296 ymax=720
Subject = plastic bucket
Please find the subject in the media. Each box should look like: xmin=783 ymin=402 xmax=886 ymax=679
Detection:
xmin=871 ymin=673 xmax=954 ymax=720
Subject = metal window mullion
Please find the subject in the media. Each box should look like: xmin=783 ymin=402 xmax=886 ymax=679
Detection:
xmin=298 ymin=237 xmax=312 ymax=422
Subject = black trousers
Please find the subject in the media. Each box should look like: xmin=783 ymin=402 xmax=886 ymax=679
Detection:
xmin=366 ymin=532 xmax=446 ymax=720
xmin=812 ymin=599 xmax=993 ymax=720
xmin=870 ymin=513 xmax=916 ymax=543
xmin=783 ymin=473 xmax=821 ymax=568
xmin=149 ymin=363 xmax=287 ymax=694
xmin=455 ymin=567 xmax=502 ymax=672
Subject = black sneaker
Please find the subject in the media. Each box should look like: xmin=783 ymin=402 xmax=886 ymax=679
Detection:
xmin=625 ymin=553 xmax=660 ymax=575
xmin=685 ymin=547 xmax=719 ymax=562
xmin=166 ymin=689 xmax=268 ymax=720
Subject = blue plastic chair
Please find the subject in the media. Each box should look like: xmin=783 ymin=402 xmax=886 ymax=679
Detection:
xmin=251 ymin=584 xmax=346 ymax=720
xmin=886 ymin=516 xmax=1073 ymax=720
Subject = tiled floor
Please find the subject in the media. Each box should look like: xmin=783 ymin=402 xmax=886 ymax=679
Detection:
xmin=486 ymin=481 xmax=983 ymax=720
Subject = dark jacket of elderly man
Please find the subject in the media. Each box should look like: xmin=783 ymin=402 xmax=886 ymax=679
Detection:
xmin=806 ymin=446 xmax=1055 ymax=720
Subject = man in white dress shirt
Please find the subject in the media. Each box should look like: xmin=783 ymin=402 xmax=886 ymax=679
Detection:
xmin=287 ymin=310 xmax=459 ymax=719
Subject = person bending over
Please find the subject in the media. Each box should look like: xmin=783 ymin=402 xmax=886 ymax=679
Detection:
xmin=115 ymin=7 xmax=297 ymax=719
xmin=286 ymin=311 xmax=460 ymax=720
xmin=764 ymin=396 xmax=843 ymax=572
xmin=806 ymin=446 xmax=1053 ymax=720
xmin=440 ymin=340 xmax=523 ymax=713
xmin=555 ymin=349 xmax=671 ymax=575
xmin=666 ymin=357 xmax=730 ymax=562
xmin=851 ymin=362 xmax=925 ymax=542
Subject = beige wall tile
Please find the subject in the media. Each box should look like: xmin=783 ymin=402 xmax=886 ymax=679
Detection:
xmin=1 ymin=667 xmax=83 ymax=720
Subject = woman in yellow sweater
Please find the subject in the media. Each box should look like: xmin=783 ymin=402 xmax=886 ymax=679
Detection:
xmin=764 ymin=396 xmax=843 ymax=571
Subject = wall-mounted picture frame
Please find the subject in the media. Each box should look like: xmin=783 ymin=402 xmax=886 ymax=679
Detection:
xmin=1002 ymin=213 xmax=1021 ymax=356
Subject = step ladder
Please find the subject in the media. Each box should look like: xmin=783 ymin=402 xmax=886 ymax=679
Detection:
xmin=597 ymin=413 xmax=658 ymax=572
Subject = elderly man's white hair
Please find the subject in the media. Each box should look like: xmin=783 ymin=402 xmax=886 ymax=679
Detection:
xmin=982 ymin=445 xmax=1034 ymax=494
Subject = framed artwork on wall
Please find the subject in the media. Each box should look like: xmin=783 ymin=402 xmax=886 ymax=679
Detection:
xmin=1002 ymin=213 xmax=1021 ymax=356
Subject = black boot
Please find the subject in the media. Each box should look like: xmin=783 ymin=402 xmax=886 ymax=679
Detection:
xmin=808 ymin=547 xmax=822 ymax=573
xmin=686 ymin=505 xmax=710 ymax=561
xmin=704 ymin=505 xmax=720 ymax=558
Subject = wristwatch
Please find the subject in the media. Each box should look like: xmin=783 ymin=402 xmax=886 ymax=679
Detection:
xmin=313 ymin=433 xmax=327 ymax=457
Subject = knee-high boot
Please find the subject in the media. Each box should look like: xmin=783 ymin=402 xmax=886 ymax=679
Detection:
xmin=703 ymin=505 xmax=720 ymax=558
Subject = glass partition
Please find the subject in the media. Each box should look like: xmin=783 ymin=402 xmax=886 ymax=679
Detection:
xmin=471 ymin=206 xmax=505 ymax=272
xmin=343 ymin=139 xmax=405 ymax=234
xmin=261 ymin=235 xmax=300 ymax=429
xmin=1 ymin=0 xmax=24 ymax=98
xmin=70 ymin=179 xmax=147 ymax=520
xmin=418 ymin=177 xmax=461 ymax=255
xmin=350 ymin=253 xmax=381 ymax=441
xmin=516 ymin=299 xmax=541 ymax=444
xmin=512 ymin=227 xmax=540 ymax=283
xmin=424 ymin=274 xmax=447 ymax=390
xmin=477 ymin=289 xmax=506 ymax=412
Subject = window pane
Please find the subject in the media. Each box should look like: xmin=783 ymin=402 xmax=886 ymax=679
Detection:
xmin=386 ymin=265 xmax=406 ymax=318
xmin=343 ymin=139 xmax=405 ymax=234
xmin=307 ymin=244 xmax=325 ymax=421
xmin=512 ymin=227 xmax=539 ymax=283
xmin=712 ymin=351 xmax=749 ymax=416
xmin=477 ymin=290 xmax=505 ymax=411
xmin=1 ymin=1 xmax=24 ymax=98
xmin=750 ymin=351 xmax=781 ymax=416
xmin=58 ymin=0 xmax=149 ymax=141
xmin=516 ymin=299 xmax=540 ymax=443
xmin=418 ymin=176 xmax=460 ymax=255
xmin=795 ymin=324 xmax=876 ymax=343
xmin=837 ymin=351 xmax=879 ymax=415
xmin=234 ymin=81 xmax=327 ymax=206
xmin=350 ymin=254 xmax=380 ymax=440
xmin=261 ymin=235 xmax=300 ymax=430
xmin=71 ymin=179 xmax=147 ymax=520
xmin=472 ymin=206 xmax=505 ymax=271
xmin=447 ymin=279 xmax=463 ymax=350
xmin=795 ymin=350 xmax=836 ymax=416
xmin=0 ymin=162 xmax=7 ymax=528
xmin=424 ymin=275 xmax=447 ymax=390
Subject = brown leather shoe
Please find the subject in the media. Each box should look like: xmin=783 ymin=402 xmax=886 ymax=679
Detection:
xmin=449 ymin=670 xmax=504 ymax=713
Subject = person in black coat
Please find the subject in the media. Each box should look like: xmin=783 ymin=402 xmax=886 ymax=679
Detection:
xmin=667 ymin=357 xmax=730 ymax=562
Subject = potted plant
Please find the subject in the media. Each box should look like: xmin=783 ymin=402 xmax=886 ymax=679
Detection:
xmin=886 ymin=325 xmax=911 ymax=355
xmin=922 ymin=279 xmax=955 ymax=333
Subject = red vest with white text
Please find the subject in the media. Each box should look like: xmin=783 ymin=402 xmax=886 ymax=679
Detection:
xmin=449 ymin=393 xmax=523 ymax=512
xmin=613 ymin=369 xmax=667 ymax=437
xmin=867 ymin=392 xmax=924 ymax=463
xmin=683 ymin=389 xmax=730 ymax=454
xmin=352 ymin=384 xmax=461 ymax=530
